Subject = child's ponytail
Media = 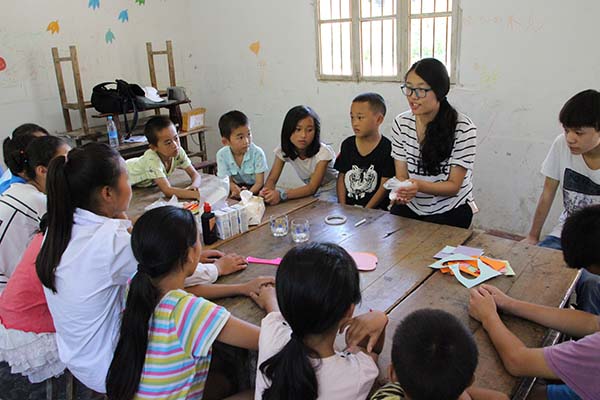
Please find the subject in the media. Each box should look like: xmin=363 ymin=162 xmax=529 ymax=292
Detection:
xmin=36 ymin=143 xmax=122 ymax=293
xmin=36 ymin=155 xmax=73 ymax=292
xmin=258 ymin=242 xmax=361 ymax=400
xmin=106 ymin=269 xmax=159 ymax=400
xmin=106 ymin=206 xmax=198 ymax=400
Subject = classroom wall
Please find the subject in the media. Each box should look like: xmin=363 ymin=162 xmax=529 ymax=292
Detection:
xmin=2 ymin=0 xmax=600 ymax=236
xmin=190 ymin=0 xmax=600 ymax=236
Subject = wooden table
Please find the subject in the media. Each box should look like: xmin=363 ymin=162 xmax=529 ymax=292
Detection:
xmin=208 ymin=201 xmax=578 ymax=400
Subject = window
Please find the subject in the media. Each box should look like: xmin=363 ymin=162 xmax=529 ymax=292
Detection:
xmin=316 ymin=0 xmax=460 ymax=82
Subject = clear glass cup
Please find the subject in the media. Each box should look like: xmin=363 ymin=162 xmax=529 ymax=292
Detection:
xmin=291 ymin=218 xmax=310 ymax=243
xmin=269 ymin=215 xmax=289 ymax=237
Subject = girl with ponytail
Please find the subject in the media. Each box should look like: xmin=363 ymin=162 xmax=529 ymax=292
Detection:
xmin=251 ymin=242 xmax=388 ymax=400
xmin=0 ymin=135 xmax=69 ymax=288
xmin=106 ymin=206 xmax=261 ymax=400
xmin=37 ymin=142 xmax=269 ymax=394
xmin=0 ymin=123 xmax=49 ymax=194
xmin=390 ymin=58 xmax=477 ymax=228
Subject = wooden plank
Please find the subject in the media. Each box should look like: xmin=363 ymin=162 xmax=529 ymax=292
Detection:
xmin=52 ymin=47 xmax=73 ymax=132
xmin=166 ymin=40 xmax=177 ymax=86
xmin=380 ymin=233 xmax=578 ymax=398
xmin=147 ymin=42 xmax=158 ymax=89
xmin=69 ymin=46 xmax=89 ymax=134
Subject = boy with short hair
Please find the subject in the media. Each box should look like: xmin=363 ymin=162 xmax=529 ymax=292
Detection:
xmin=524 ymin=89 xmax=600 ymax=249
xmin=371 ymin=308 xmax=507 ymax=400
xmin=470 ymin=205 xmax=600 ymax=400
xmin=216 ymin=110 xmax=268 ymax=199
xmin=335 ymin=93 xmax=395 ymax=209
xmin=126 ymin=116 xmax=202 ymax=200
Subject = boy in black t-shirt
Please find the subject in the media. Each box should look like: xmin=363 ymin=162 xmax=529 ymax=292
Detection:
xmin=335 ymin=93 xmax=395 ymax=209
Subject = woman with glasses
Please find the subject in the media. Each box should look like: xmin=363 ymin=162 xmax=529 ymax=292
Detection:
xmin=389 ymin=57 xmax=477 ymax=228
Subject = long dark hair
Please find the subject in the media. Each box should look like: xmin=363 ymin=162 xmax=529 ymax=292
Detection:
xmin=106 ymin=206 xmax=198 ymax=400
xmin=281 ymin=105 xmax=321 ymax=160
xmin=2 ymin=123 xmax=49 ymax=176
xmin=21 ymin=136 xmax=67 ymax=181
xmin=259 ymin=242 xmax=361 ymax=400
xmin=406 ymin=58 xmax=458 ymax=175
xmin=36 ymin=143 xmax=122 ymax=292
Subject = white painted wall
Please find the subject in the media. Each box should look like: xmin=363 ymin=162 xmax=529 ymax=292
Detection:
xmin=2 ymin=0 xmax=599 ymax=236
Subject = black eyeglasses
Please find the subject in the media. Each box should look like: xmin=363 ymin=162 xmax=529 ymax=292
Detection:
xmin=400 ymin=84 xmax=433 ymax=99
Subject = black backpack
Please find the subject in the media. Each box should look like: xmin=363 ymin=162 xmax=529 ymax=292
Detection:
xmin=91 ymin=79 xmax=145 ymax=135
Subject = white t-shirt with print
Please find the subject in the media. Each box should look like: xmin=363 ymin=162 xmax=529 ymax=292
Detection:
xmin=541 ymin=134 xmax=600 ymax=238
xmin=254 ymin=312 xmax=379 ymax=400
xmin=274 ymin=143 xmax=338 ymax=192
xmin=44 ymin=208 xmax=221 ymax=393
xmin=0 ymin=183 xmax=46 ymax=288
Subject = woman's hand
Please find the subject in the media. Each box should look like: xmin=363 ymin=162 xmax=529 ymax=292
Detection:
xmin=260 ymin=188 xmax=281 ymax=205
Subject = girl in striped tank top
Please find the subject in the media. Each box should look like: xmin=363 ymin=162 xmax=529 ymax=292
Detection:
xmin=106 ymin=206 xmax=263 ymax=400
xmin=390 ymin=58 xmax=477 ymax=228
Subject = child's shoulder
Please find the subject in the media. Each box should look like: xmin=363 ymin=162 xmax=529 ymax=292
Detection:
xmin=216 ymin=145 xmax=232 ymax=158
xmin=370 ymin=382 xmax=407 ymax=400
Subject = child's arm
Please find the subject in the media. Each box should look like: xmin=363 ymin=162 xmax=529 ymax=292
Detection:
xmin=229 ymin=177 xmax=242 ymax=199
xmin=248 ymin=172 xmax=265 ymax=195
xmin=480 ymin=284 xmax=600 ymax=338
xmin=280 ymin=160 xmax=330 ymax=201
xmin=217 ymin=315 xmax=260 ymax=351
xmin=342 ymin=310 xmax=388 ymax=354
xmin=365 ymin=177 xmax=390 ymax=209
xmin=524 ymin=177 xmax=560 ymax=244
xmin=185 ymin=276 xmax=275 ymax=300
xmin=464 ymin=387 xmax=509 ymax=400
xmin=183 ymin=165 xmax=202 ymax=189
xmin=337 ymin=173 xmax=347 ymax=205
xmin=262 ymin=157 xmax=284 ymax=191
xmin=154 ymin=177 xmax=201 ymax=200
xmin=249 ymin=284 xmax=279 ymax=314
xmin=469 ymin=287 xmax=559 ymax=378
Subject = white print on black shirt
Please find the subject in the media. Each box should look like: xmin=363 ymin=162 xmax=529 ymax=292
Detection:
xmin=345 ymin=165 xmax=378 ymax=200
xmin=563 ymin=168 xmax=600 ymax=215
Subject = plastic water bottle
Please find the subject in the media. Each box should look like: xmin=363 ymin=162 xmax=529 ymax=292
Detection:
xmin=107 ymin=116 xmax=119 ymax=148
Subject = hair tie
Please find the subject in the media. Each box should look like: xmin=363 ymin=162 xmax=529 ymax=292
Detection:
xmin=137 ymin=264 xmax=153 ymax=277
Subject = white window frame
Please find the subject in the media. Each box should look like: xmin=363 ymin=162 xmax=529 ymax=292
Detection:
xmin=315 ymin=0 xmax=461 ymax=83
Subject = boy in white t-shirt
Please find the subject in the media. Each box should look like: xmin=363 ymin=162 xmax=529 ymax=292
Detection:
xmin=524 ymin=90 xmax=600 ymax=314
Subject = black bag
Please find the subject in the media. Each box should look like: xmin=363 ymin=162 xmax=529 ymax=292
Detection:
xmin=91 ymin=80 xmax=145 ymax=135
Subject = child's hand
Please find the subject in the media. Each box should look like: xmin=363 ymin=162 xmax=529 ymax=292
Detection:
xmin=184 ymin=186 xmax=201 ymax=200
xmin=469 ymin=287 xmax=499 ymax=324
xmin=395 ymin=180 xmax=418 ymax=203
xmin=261 ymin=188 xmax=280 ymax=205
xmin=199 ymin=249 xmax=224 ymax=263
xmin=249 ymin=284 xmax=278 ymax=312
xmin=214 ymin=253 xmax=248 ymax=276
xmin=230 ymin=183 xmax=242 ymax=200
xmin=242 ymin=276 xmax=275 ymax=297
xmin=479 ymin=284 xmax=514 ymax=312
xmin=521 ymin=235 xmax=539 ymax=245
xmin=341 ymin=310 xmax=388 ymax=353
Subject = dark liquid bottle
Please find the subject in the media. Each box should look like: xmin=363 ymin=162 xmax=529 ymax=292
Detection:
xmin=201 ymin=202 xmax=217 ymax=245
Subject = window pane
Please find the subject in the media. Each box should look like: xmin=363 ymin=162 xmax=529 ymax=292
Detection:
xmin=331 ymin=0 xmax=341 ymax=19
xmin=446 ymin=17 xmax=452 ymax=72
xmin=361 ymin=0 xmax=371 ymax=18
xmin=434 ymin=17 xmax=447 ymax=61
xmin=320 ymin=22 xmax=352 ymax=76
xmin=410 ymin=18 xmax=421 ymax=66
xmin=341 ymin=0 xmax=351 ymax=19
xmin=361 ymin=21 xmax=372 ymax=75
xmin=382 ymin=18 xmax=397 ymax=76
xmin=410 ymin=0 xmax=421 ymax=15
xmin=382 ymin=0 xmax=394 ymax=16
xmin=320 ymin=0 xmax=331 ymax=20
xmin=422 ymin=0 xmax=434 ymax=14
xmin=435 ymin=0 xmax=448 ymax=12
xmin=372 ymin=0 xmax=383 ymax=17
xmin=341 ymin=22 xmax=352 ymax=75
xmin=421 ymin=17 xmax=434 ymax=58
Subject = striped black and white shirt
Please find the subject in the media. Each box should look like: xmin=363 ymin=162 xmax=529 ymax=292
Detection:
xmin=390 ymin=110 xmax=476 ymax=216
xmin=0 ymin=183 xmax=46 ymax=289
